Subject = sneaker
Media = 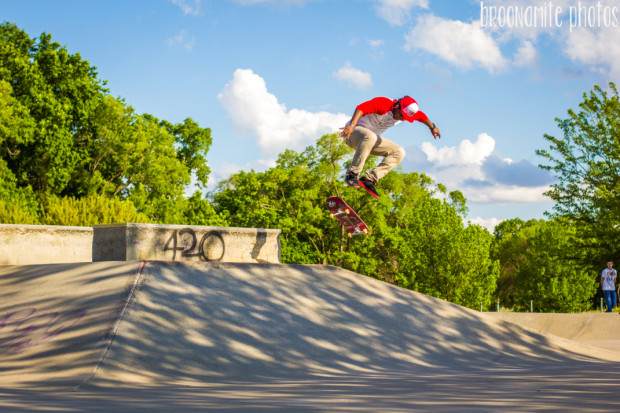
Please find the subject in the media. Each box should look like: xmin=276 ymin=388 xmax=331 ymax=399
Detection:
xmin=345 ymin=171 xmax=360 ymax=188
xmin=359 ymin=176 xmax=379 ymax=198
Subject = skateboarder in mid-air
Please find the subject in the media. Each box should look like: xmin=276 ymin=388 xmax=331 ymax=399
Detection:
xmin=340 ymin=96 xmax=441 ymax=198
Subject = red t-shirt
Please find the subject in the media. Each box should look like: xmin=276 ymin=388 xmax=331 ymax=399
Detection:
xmin=353 ymin=97 xmax=428 ymax=135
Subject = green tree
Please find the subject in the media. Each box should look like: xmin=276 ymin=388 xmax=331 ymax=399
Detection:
xmin=375 ymin=174 xmax=498 ymax=309
xmin=491 ymin=219 xmax=597 ymax=312
xmin=537 ymin=83 xmax=620 ymax=263
xmin=0 ymin=22 xmax=214 ymax=224
xmin=81 ymin=110 xmax=212 ymax=223
xmin=0 ymin=79 xmax=38 ymax=222
xmin=68 ymin=96 xmax=213 ymax=222
xmin=491 ymin=218 xmax=527 ymax=306
xmin=183 ymin=191 xmax=229 ymax=227
xmin=213 ymin=142 xmax=338 ymax=265
xmin=0 ymin=23 xmax=104 ymax=194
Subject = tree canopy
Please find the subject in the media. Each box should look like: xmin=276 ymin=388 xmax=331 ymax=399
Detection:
xmin=537 ymin=83 xmax=620 ymax=263
xmin=491 ymin=218 xmax=596 ymax=312
xmin=0 ymin=22 xmax=214 ymax=224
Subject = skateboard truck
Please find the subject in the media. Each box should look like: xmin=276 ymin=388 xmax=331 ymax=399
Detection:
xmin=347 ymin=226 xmax=368 ymax=237
xmin=329 ymin=208 xmax=350 ymax=218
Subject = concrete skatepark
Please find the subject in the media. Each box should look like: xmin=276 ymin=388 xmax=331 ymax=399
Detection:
xmin=2 ymin=224 xmax=620 ymax=411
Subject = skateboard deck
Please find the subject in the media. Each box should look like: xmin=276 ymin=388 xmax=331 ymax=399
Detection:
xmin=325 ymin=196 xmax=369 ymax=237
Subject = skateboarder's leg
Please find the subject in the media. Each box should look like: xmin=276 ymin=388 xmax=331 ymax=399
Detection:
xmin=346 ymin=126 xmax=377 ymax=176
xmin=364 ymin=137 xmax=405 ymax=182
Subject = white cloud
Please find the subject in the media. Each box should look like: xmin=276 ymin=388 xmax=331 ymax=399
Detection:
xmin=564 ymin=25 xmax=620 ymax=79
xmin=477 ymin=0 xmax=620 ymax=77
xmin=408 ymin=133 xmax=551 ymax=205
xmin=422 ymin=133 xmax=495 ymax=167
xmin=468 ymin=216 xmax=503 ymax=232
xmin=207 ymin=158 xmax=277 ymax=190
xmin=405 ymin=14 xmax=508 ymax=73
xmin=218 ymin=69 xmax=349 ymax=157
xmin=374 ymin=0 xmax=429 ymax=26
xmin=333 ymin=62 xmax=373 ymax=89
xmin=171 ymin=0 xmax=201 ymax=15
xmin=394 ymin=1 xmax=620 ymax=76
xmin=513 ymin=40 xmax=538 ymax=67
xmin=167 ymin=30 xmax=195 ymax=52
xmin=465 ymin=185 xmax=549 ymax=203
xmin=367 ymin=40 xmax=385 ymax=60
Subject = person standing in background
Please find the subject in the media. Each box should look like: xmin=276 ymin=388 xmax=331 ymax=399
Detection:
xmin=601 ymin=261 xmax=617 ymax=312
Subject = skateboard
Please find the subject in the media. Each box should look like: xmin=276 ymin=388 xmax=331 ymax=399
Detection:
xmin=325 ymin=196 xmax=369 ymax=237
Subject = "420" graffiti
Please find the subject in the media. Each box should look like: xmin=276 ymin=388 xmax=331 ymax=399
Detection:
xmin=163 ymin=228 xmax=225 ymax=262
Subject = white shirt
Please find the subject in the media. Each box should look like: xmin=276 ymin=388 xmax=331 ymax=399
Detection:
xmin=602 ymin=268 xmax=617 ymax=291
xmin=356 ymin=112 xmax=402 ymax=136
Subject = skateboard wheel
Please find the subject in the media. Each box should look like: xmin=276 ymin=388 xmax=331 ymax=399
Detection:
xmin=344 ymin=208 xmax=350 ymax=215
xmin=348 ymin=232 xmax=352 ymax=238
xmin=329 ymin=213 xmax=335 ymax=219
xmin=363 ymin=228 xmax=368 ymax=234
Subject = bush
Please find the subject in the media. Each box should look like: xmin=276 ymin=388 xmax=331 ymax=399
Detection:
xmin=0 ymin=198 xmax=39 ymax=224
xmin=40 ymin=194 xmax=151 ymax=226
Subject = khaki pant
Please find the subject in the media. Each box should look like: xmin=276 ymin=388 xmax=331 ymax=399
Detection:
xmin=345 ymin=126 xmax=406 ymax=182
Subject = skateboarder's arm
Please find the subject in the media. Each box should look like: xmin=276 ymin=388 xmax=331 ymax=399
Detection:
xmin=340 ymin=109 xmax=364 ymax=140
xmin=422 ymin=118 xmax=441 ymax=139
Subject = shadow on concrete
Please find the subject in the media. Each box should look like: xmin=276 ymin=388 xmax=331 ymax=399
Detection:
xmin=90 ymin=262 xmax=620 ymax=383
xmin=0 ymin=262 xmax=142 ymax=389
xmin=1 ymin=261 xmax=620 ymax=411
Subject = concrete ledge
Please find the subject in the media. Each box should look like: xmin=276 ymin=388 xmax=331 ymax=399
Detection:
xmin=0 ymin=224 xmax=93 ymax=265
xmin=93 ymin=223 xmax=281 ymax=264
xmin=487 ymin=312 xmax=620 ymax=352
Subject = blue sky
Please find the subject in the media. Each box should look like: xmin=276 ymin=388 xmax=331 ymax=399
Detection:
xmin=3 ymin=0 xmax=619 ymax=230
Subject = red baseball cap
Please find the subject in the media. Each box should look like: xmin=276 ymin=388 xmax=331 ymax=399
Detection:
xmin=400 ymin=96 xmax=420 ymax=122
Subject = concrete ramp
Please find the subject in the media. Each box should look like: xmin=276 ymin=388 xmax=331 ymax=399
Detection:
xmin=93 ymin=261 xmax=620 ymax=387
xmin=0 ymin=262 xmax=143 ymax=388
xmin=2 ymin=261 xmax=619 ymax=393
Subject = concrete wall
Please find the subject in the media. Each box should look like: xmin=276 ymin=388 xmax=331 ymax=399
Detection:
xmin=0 ymin=224 xmax=93 ymax=265
xmin=93 ymin=223 xmax=281 ymax=264
xmin=0 ymin=223 xmax=281 ymax=265
xmin=487 ymin=312 xmax=620 ymax=342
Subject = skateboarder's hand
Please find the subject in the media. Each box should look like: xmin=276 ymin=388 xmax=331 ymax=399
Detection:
xmin=340 ymin=125 xmax=354 ymax=140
